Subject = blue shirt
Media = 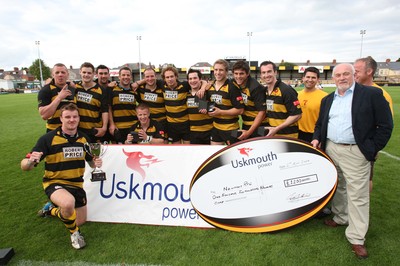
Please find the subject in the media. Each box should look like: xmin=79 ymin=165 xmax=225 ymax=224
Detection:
xmin=327 ymin=83 xmax=356 ymax=144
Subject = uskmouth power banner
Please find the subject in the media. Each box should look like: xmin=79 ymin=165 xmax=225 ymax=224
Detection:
xmin=84 ymin=144 xmax=221 ymax=228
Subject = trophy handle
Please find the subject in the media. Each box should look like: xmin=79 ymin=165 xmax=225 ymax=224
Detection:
xmin=84 ymin=142 xmax=91 ymax=155
xmin=100 ymin=143 xmax=108 ymax=157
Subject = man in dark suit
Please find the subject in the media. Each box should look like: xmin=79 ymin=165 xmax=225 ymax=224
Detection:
xmin=311 ymin=63 xmax=393 ymax=259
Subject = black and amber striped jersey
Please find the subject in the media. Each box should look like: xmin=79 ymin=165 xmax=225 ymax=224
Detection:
xmin=266 ymin=79 xmax=302 ymax=137
xmin=207 ymin=79 xmax=245 ymax=131
xmin=136 ymin=80 xmax=166 ymax=122
xmin=163 ymin=81 xmax=190 ymax=124
xmin=94 ymin=79 xmax=113 ymax=106
xmin=38 ymin=80 xmax=76 ymax=131
xmin=233 ymin=77 xmax=266 ymax=130
xmin=187 ymin=94 xmax=213 ymax=132
xmin=75 ymin=82 xmax=109 ymax=131
xmin=110 ymin=85 xmax=138 ymax=130
xmin=129 ymin=120 xmax=165 ymax=143
xmin=29 ymin=128 xmax=92 ymax=189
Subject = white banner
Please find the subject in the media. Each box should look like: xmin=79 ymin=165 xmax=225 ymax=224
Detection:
xmin=191 ymin=66 xmax=211 ymax=74
xmin=298 ymin=65 xmax=324 ymax=73
xmin=84 ymin=145 xmax=222 ymax=228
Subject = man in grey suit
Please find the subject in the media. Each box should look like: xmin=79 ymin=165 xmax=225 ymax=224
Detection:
xmin=311 ymin=63 xmax=393 ymax=259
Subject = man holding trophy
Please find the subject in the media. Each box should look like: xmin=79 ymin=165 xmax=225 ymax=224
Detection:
xmin=21 ymin=103 xmax=104 ymax=250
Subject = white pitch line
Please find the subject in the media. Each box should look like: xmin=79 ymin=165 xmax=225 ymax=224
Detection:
xmin=379 ymin=150 xmax=400 ymax=161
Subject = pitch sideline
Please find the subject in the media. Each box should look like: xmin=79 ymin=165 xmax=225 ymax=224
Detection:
xmin=379 ymin=150 xmax=400 ymax=161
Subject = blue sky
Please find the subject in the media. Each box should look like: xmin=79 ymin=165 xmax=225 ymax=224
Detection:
xmin=1 ymin=0 xmax=399 ymax=70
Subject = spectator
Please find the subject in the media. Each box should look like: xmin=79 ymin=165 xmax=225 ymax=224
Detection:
xmin=311 ymin=63 xmax=393 ymax=259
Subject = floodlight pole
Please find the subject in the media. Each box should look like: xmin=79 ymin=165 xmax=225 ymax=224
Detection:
xmin=247 ymin=32 xmax=252 ymax=67
xmin=360 ymin=30 xmax=366 ymax=58
xmin=35 ymin=41 xmax=44 ymax=87
xmin=137 ymin=36 xmax=142 ymax=80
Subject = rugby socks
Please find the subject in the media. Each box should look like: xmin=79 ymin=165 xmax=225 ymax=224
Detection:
xmin=50 ymin=207 xmax=59 ymax=217
xmin=57 ymin=209 xmax=79 ymax=234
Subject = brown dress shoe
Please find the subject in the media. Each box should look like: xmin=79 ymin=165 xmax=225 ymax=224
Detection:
xmin=352 ymin=244 xmax=368 ymax=259
xmin=324 ymin=219 xmax=341 ymax=227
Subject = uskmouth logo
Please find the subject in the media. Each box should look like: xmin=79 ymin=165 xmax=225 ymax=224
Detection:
xmin=237 ymin=147 xmax=253 ymax=157
xmin=123 ymin=149 xmax=162 ymax=179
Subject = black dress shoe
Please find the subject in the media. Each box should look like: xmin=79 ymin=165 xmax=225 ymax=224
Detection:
xmin=352 ymin=244 xmax=368 ymax=259
xmin=314 ymin=207 xmax=332 ymax=219
xmin=324 ymin=219 xmax=341 ymax=227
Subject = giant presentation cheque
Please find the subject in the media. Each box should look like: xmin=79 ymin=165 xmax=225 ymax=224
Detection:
xmin=190 ymin=137 xmax=338 ymax=233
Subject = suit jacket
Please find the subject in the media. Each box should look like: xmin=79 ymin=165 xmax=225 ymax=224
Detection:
xmin=313 ymin=83 xmax=393 ymax=161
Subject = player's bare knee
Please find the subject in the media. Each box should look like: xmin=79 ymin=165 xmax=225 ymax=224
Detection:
xmin=59 ymin=200 xmax=76 ymax=216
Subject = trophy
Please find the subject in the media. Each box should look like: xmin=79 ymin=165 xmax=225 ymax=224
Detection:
xmin=84 ymin=143 xmax=107 ymax=182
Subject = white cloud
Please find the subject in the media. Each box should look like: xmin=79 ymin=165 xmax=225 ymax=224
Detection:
xmin=1 ymin=0 xmax=399 ymax=71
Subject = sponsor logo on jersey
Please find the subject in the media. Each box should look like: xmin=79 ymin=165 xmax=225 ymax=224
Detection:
xmin=144 ymin=92 xmax=158 ymax=102
xmin=241 ymin=93 xmax=248 ymax=104
xmin=210 ymin=94 xmax=223 ymax=104
xmin=187 ymin=97 xmax=199 ymax=107
xmin=266 ymin=99 xmax=274 ymax=111
xmin=77 ymin=91 xmax=93 ymax=103
xmin=119 ymin=93 xmax=135 ymax=102
xmin=165 ymin=90 xmax=178 ymax=100
xmin=63 ymin=147 xmax=84 ymax=159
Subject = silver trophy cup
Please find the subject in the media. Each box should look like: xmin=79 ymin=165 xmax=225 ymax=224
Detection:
xmin=84 ymin=143 xmax=107 ymax=181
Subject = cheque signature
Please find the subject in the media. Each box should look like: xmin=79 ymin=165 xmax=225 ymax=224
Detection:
xmin=287 ymin=192 xmax=311 ymax=202
xmin=279 ymin=159 xmax=311 ymax=170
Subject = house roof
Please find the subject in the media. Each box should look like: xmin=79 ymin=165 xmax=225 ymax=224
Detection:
xmin=378 ymin=62 xmax=400 ymax=70
xmin=191 ymin=62 xmax=212 ymax=67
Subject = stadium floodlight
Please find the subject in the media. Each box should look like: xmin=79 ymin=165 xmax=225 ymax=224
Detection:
xmin=360 ymin=30 xmax=366 ymax=58
xmin=247 ymin=32 xmax=252 ymax=67
xmin=137 ymin=36 xmax=142 ymax=80
xmin=35 ymin=41 xmax=44 ymax=87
